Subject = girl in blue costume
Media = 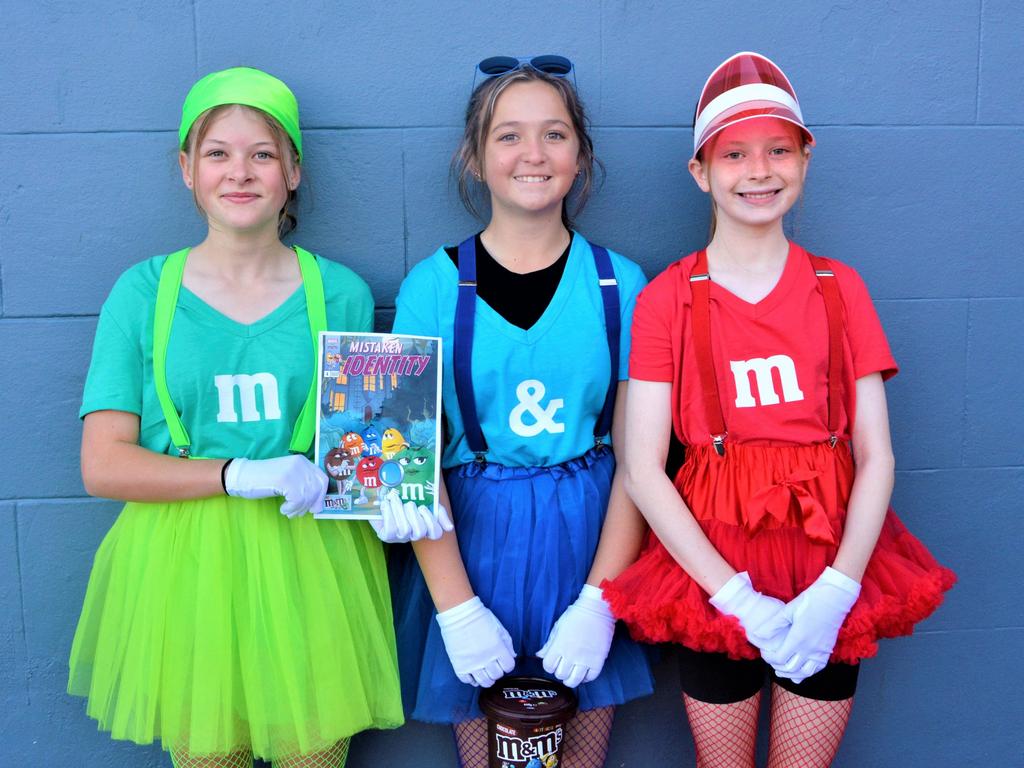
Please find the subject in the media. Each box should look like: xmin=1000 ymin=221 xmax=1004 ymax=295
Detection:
xmin=68 ymin=67 xmax=447 ymax=768
xmin=390 ymin=57 xmax=654 ymax=767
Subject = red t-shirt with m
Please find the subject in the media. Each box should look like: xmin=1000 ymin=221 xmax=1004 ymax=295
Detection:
xmin=629 ymin=243 xmax=897 ymax=446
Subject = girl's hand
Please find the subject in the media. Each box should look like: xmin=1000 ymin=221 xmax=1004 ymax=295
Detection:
xmin=709 ymin=571 xmax=791 ymax=653
xmin=761 ymin=567 xmax=861 ymax=683
xmin=435 ymin=596 xmax=516 ymax=688
xmin=224 ymin=455 xmax=329 ymax=518
xmin=371 ymin=491 xmax=454 ymax=543
xmin=537 ymin=584 xmax=616 ymax=688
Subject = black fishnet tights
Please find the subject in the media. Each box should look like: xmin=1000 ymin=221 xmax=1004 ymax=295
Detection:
xmin=683 ymin=691 xmax=760 ymax=768
xmin=454 ymin=706 xmax=615 ymax=767
xmin=682 ymin=685 xmax=855 ymax=768
xmin=766 ymin=685 xmax=852 ymax=768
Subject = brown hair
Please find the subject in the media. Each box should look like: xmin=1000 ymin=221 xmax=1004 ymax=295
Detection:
xmin=182 ymin=104 xmax=301 ymax=237
xmin=453 ymin=67 xmax=603 ymax=228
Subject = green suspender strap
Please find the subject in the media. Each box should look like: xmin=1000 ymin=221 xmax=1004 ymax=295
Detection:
xmin=290 ymin=246 xmax=327 ymax=454
xmin=153 ymin=248 xmax=192 ymax=456
xmin=152 ymin=246 xmax=327 ymax=459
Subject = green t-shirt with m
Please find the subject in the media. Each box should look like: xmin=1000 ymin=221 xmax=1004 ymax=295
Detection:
xmin=81 ymin=252 xmax=373 ymax=460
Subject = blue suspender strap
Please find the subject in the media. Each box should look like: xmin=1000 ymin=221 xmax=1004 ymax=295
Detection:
xmin=454 ymin=236 xmax=488 ymax=459
xmin=591 ymin=243 xmax=620 ymax=444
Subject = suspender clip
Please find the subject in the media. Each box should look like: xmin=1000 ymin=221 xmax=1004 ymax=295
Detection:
xmin=594 ymin=435 xmax=607 ymax=451
xmin=712 ymin=434 xmax=726 ymax=457
xmin=177 ymin=446 xmax=191 ymax=458
xmin=829 ymin=433 xmax=838 ymax=448
xmin=473 ymin=451 xmax=487 ymax=464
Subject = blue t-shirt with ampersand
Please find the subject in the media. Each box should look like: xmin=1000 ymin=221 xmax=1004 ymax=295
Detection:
xmin=393 ymin=233 xmax=646 ymax=469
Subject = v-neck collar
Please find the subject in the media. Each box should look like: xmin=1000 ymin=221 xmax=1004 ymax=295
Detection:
xmin=175 ymin=249 xmax=307 ymax=338
xmin=469 ymin=231 xmax=586 ymax=345
xmin=708 ymin=241 xmax=803 ymax=319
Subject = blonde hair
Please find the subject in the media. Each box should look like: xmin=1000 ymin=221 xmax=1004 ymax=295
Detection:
xmin=453 ymin=67 xmax=602 ymax=228
xmin=182 ymin=104 xmax=300 ymax=236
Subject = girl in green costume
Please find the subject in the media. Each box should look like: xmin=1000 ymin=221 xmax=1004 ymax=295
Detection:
xmin=68 ymin=67 xmax=419 ymax=768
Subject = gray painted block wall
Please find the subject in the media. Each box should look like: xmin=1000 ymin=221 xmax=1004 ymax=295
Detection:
xmin=2 ymin=1 xmax=1021 ymax=765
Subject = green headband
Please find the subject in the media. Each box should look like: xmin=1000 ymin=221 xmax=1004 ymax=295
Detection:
xmin=179 ymin=67 xmax=302 ymax=161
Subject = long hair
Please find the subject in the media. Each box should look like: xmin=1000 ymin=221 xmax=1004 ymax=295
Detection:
xmin=452 ymin=67 xmax=603 ymax=228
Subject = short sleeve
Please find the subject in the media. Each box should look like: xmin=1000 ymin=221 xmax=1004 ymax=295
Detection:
xmin=320 ymin=256 xmax=375 ymax=333
xmin=392 ymin=259 xmax=442 ymax=337
xmin=80 ymin=281 xmax=146 ymax=419
xmin=628 ymin=267 xmax=680 ymax=382
xmin=836 ymin=263 xmax=899 ymax=381
xmin=614 ymin=256 xmax=648 ymax=381
xmin=356 ymin=285 xmax=374 ymax=333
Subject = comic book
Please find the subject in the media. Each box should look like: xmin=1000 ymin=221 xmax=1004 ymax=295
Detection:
xmin=314 ymin=332 xmax=442 ymax=520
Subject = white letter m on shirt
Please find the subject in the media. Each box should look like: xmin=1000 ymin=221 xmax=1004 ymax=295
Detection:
xmin=214 ymin=373 xmax=282 ymax=423
xmin=730 ymin=355 xmax=804 ymax=408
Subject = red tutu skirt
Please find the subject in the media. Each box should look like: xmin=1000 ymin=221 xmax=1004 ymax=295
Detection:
xmin=603 ymin=442 xmax=955 ymax=664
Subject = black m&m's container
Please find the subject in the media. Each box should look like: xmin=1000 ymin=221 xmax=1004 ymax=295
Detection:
xmin=479 ymin=676 xmax=578 ymax=768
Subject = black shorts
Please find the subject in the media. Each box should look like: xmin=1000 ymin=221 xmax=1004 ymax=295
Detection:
xmin=676 ymin=646 xmax=860 ymax=703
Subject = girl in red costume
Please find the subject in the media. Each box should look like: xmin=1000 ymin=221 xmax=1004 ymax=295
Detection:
xmin=602 ymin=52 xmax=955 ymax=767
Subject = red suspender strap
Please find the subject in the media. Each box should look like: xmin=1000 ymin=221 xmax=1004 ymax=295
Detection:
xmin=689 ymin=250 xmax=728 ymax=455
xmin=810 ymin=254 xmax=844 ymax=445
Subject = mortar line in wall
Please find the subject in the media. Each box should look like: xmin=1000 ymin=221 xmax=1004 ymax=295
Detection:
xmin=975 ymin=0 xmax=984 ymax=123
xmin=598 ymin=0 xmax=605 ymax=123
xmin=191 ymin=0 xmax=200 ymax=78
xmin=915 ymin=625 xmax=1024 ymax=636
xmin=897 ymin=464 xmax=1024 ymax=473
xmin=401 ymin=130 xmax=409 ymax=278
xmin=0 ymin=314 xmax=99 ymax=321
xmin=12 ymin=504 xmax=31 ymax=705
xmin=2 ymin=496 xmax=113 ymax=504
xmin=960 ymin=300 xmax=974 ymax=467
xmin=0 ymin=461 xmax=1008 ymax=502
xmin=4 ymin=123 xmax=1022 ymax=139
xmin=2 ymin=495 xmax=100 ymax=503
xmin=0 ymin=129 xmax=178 ymax=138
xmin=874 ymin=296 xmax=1023 ymax=303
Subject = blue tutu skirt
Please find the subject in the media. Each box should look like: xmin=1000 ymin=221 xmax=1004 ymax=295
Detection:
xmin=390 ymin=447 xmax=654 ymax=724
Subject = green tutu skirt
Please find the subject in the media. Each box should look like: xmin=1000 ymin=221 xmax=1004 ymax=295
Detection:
xmin=68 ymin=495 xmax=404 ymax=760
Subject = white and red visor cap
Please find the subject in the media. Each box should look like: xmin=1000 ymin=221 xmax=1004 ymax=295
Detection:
xmin=692 ymin=51 xmax=814 ymax=159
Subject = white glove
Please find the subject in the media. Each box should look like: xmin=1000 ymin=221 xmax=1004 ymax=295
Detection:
xmin=709 ymin=571 xmax=790 ymax=653
xmin=436 ymin=596 xmax=516 ymax=688
xmin=537 ymin=584 xmax=615 ymax=688
xmin=224 ymin=455 xmax=328 ymax=518
xmin=370 ymin=490 xmax=455 ymax=543
xmin=762 ymin=567 xmax=861 ymax=683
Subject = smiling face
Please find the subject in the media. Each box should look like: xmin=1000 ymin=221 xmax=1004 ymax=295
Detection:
xmin=179 ymin=105 xmax=300 ymax=236
xmin=480 ymin=80 xmax=580 ymax=221
xmin=688 ymin=117 xmax=809 ymax=235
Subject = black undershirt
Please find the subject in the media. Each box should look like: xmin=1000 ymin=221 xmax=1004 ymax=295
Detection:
xmin=445 ymin=232 xmax=572 ymax=330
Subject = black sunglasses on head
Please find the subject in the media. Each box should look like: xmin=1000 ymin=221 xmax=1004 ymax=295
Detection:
xmin=476 ymin=54 xmax=574 ymax=78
